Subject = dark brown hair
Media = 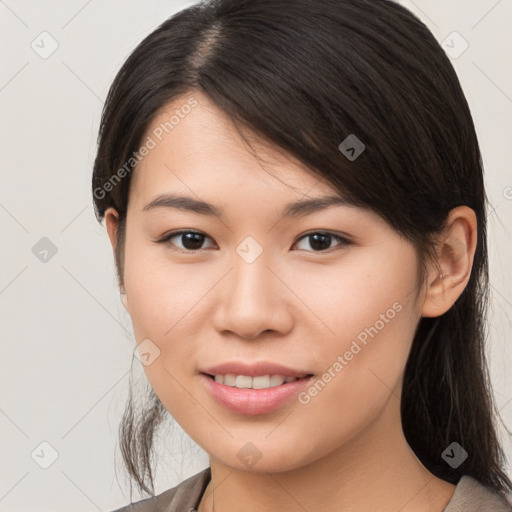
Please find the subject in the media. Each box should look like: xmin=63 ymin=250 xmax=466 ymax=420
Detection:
xmin=92 ymin=0 xmax=512 ymax=499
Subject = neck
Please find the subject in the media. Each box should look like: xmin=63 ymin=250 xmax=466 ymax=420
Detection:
xmin=198 ymin=394 xmax=456 ymax=512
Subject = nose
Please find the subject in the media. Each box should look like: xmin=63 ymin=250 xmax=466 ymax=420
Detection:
xmin=212 ymin=250 xmax=294 ymax=340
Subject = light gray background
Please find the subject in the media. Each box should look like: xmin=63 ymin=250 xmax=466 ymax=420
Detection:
xmin=0 ymin=1 xmax=511 ymax=510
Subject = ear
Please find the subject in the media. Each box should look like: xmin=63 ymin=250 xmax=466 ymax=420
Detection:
xmin=104 ymin=208 xmax=127 ymax=303
xmin=104 ymin=207 xmax=119 ymax=253
xmin=421 ymin=206 xmax=478 ymax=318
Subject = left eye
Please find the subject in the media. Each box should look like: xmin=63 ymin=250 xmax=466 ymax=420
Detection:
xmin=156 ymin=230 xmax=351 ymax=252
xmin=293 ymin=232 xmax=351 ymax=252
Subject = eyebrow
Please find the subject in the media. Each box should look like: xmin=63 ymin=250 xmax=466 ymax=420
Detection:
xmin=142 ymin=193 xmax=355 ymax=218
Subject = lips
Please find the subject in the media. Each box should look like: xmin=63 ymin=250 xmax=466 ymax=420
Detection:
xmin=199 ymin=360 xmax=315 ymax=415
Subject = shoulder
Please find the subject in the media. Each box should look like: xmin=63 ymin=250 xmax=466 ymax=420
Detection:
xmin=109 ymin=466 xmax=211 ymax=512
xmin=444 ymin=475 xmax=512 ymax=511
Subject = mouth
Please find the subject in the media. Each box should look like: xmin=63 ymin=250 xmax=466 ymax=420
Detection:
xmin=200 ymin=372 xmax=316 ymax=415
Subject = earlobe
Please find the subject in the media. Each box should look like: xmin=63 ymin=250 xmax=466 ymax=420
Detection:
xmin=421 ymin=206 xmax=477 ymax=318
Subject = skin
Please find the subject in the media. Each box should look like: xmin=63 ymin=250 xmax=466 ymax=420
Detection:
xmin=105 ymin=90 xmax=477 ymax=511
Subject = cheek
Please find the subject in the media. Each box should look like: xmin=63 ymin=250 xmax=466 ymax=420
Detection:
xmin=290 ymin=245 xmax=419 ymax=417
xmin=123 ymin=236 xmax=208 ymax=340
xmin=286 ymin=241 xmax=419 ymax=351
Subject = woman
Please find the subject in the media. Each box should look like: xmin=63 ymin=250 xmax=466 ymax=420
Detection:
xmin=92 ymin=0 xmax=512 ymax=510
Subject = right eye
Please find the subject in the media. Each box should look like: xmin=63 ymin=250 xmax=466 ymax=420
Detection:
xmin=156 ymin=230 xmax=217 ymax=252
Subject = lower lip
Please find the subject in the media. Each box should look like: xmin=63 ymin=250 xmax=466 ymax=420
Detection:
xmin=200 ymin=373 xmax=315 ymax=415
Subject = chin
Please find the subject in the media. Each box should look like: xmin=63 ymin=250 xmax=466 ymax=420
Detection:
xmin=205 ymin=438 xmax=317 ymax=474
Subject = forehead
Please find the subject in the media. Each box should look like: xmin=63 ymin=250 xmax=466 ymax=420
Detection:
xmin=130 ymin=91 xmax=336 ymax=202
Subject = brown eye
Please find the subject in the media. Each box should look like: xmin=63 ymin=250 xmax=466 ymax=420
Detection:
xmin=293 ymin=232 xmax=351 ymax=252
xmin=157 ymin=230 xmax=215 ymax=251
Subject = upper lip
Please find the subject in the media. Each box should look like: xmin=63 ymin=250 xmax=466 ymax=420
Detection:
xmin=201 ymin=361 xmax=314 ymax=378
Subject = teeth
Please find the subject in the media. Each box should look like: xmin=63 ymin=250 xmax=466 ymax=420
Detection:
xmin=269 ymin=375 xmax=285 ymax=387
xmin=236 ymin=375 xmax=253 ymax=388
xmin=212 ymin=374 xmax=300 ymax=389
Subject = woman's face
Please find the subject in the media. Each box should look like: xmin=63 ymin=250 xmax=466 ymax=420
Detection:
xmin=107 ymin=90 xmax=427 ymax=472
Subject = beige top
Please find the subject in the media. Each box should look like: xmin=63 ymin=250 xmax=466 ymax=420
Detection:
xmin=111 ymin=466 xmax=512 ymax=511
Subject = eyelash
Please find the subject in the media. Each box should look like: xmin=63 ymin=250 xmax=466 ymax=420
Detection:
xmin=155 ymin=229 xmax=352 ymax=253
